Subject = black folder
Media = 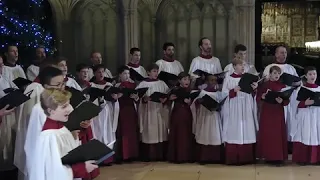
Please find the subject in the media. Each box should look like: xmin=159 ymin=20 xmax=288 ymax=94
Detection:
xmin=129 ymin=68 xmax=145 ymax=81
xmin=83 ymin=87 xmax=106 ymax=102
xmin=104 ymin=86 xmax=122 ymax=101
xmin=200 ymin=94 xmax=227 ymax=112
xmin=297 ymin=87 xmax=320 ymax=106
xmin=193 ymin=70 xmax=226 ymax=84
xmin=121 ymin=87 xmax=149 ymax=98
xmin=149 ymin=92 xmax=168 ymax=103
xmin=89 ymin=76 xmax=115 ymax=83
xmin=12 ymin=77 xmax=32 ymax=90
xmin=238 ymin=73 xmax=259 ymax=94
xmin=263 ymin=88 xmax=296 ymax=104
xmin=158 ymin=71 xmax=179 ymax=86
xmin=61 ymin=139 xmax=115 ymax=165
xmin=0 ymin=90 xmax=30 ymax=109
xmin=65 ymin=86 xmax=86 ymax=107
xmin=65 ymin=101 xmax=101 ymax=131
xmin=280 ymin=73 xmax=301 ymax=87
xmin=3 ymin=88 xmax=17 ymax=94
xmin=170 ymin=88 xmax=200 ymax=101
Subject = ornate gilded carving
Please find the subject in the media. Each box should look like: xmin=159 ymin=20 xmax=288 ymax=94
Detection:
xmin=261 ymin=2 xmax=320 ymax=47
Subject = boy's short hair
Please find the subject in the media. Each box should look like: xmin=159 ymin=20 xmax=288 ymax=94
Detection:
xmin=269 ymin=65 xmax=282 ymax=74
xmin=234 ymin=44 xmax=247 ymax=53
xmin=92 ymin=64 xmax=105 ymax=73
xmin=146 ymin=63 xmax=159 ymax=72
xmin=117 ymin=65 xmax=130 ymax=74
xmin=38 ymin=66 xmax=63 ymax=86
xmin=76 ymin=63 xmax=89 ymax=72
xmin=54 ymin=56 xmax=68 ymax=64
xmin=304 ymin=66 xmax=317 ymax=74
xmin=162 ymin=42 xmax=175 ymax=51
xmin=40 ymin=88 xmax=71 ymax=116
xmin=177 ymin=72 xmax=190 ymax=80
xmin=130 ymin=48 xmax=140 ymax=55
xmin=232 ymin=58 xmax=243 ymax=66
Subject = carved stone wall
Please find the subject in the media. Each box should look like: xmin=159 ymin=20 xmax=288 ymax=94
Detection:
xmin=48 ymin=0 xmax=255 ymax=73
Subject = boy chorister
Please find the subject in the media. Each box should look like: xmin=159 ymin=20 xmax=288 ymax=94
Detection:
xmin=75 ymin=63 xmax=91 ymax=90
xmin=257 ymin=65 xmax=289 ymax=165
xmin=292 ymin=66 xmax=320 ymax=165
xmin=167 ymin=72 xmax=194 ymax=163
xmin=28 ymin=89 xmax=98 ymax=180
xmin=135 ymin=64 xmax=170 ymax=161
xmin=222 ymin=59 xmax=258 ymax=165
xmin=90 ymin=64 xmax=120 ymax=165
xmin=114 ymin=66 xmax=140 ymax=162
xmin=54 ymin=57 xmax=82 ymax=90
xmin=191 ymin=74 xmax=224 ymax=164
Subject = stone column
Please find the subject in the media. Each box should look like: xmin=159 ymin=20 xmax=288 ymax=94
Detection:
xmin=123 ymin=8 xmax=139 ymax=63
xmin=233 ymin=0 xmax=255 ymax=65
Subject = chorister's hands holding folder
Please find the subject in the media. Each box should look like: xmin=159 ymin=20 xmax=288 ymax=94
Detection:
xmin=251 ymin=82 xmax=258 ymax=90
xmin=85 ymin=160 xmax=98 ymax=173
xmin=234 ymin=86 xmax=241 ymax=92
xmin=261 ymin=92 xmax=267 ymax=100
xmin=0 ymin=105 xmax=15 ymax=117
xmin=169 ymin=94 xmax=177 ymax=101
xmin=184 ymin=98 xmax=191 ymax=105
xmin=80 ymin=120 xmax=92 ymax=129
xmin=275 ymin=97 xmax=283 ymax=104
xmin=159 ymin=97 xmax=167 ymax=104
xmin=130 ymin=93 xmax=139 ymax=101
xmin=305 ymin=98 xmax=315 ymax=106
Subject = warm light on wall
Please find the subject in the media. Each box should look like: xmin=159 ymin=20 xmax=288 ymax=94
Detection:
xmin=305 ymin=41 xmax=320 ymax=52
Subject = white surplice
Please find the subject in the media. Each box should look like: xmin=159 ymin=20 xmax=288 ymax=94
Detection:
xmin=190 ymin=90 xmax=225 ymax=145
xmin=135 ymin=80 xmax=170 ymax=144
xmin=88 ymin=67 xmax=113 ymax=80
xmin=263 ymin=63 xmax=299 ymax=141
xmin=3 ymin=65 xmax=26 ymax=81
xmin=291 ymin=86 xmax=320 ymax=146
xmin=224 ymin=62 xmax=257 ymax=77
xmin=221 ymin=75 xmax=258 ymax=144
xmin=1 ymin=66 xmax=14 ymax=82
xmin=90 ymin=82 xmax=119 ymax=147
xmin=65 ymin=77 xmax=82 ymax=91
xmin=156 ymin=59 xmax=184 ymax=76
xmin=127 ymin=65 xmax=148 ymax=77
xmin=0 ymin=75 xmax=18 ymax=171
xmin=28 ymin=127 xmax=80 ymax=180
xmin=188 ymin=56 xmax=222 ymax=78
xmin=14 ymin=82 xmax=44 ymax=176
xmin=26 ymin=64 xmax=39 ymax=81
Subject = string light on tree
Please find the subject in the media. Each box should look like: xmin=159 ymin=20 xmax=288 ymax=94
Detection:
xmin=0 ymin=0 xmax=53 ymax=53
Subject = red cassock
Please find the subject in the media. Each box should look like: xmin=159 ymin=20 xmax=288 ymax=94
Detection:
xmin=115 ymin=82 xmax=140 ymax=161
xmin=292 ymin=83 xmax=320 ymax=164
xmin=256 ymin=80 xmax=288 ymax=161
xmin=167 ymin=88 xmax=195 ymax=163
xmin=79 ymin=127 xmax=100 ymax=179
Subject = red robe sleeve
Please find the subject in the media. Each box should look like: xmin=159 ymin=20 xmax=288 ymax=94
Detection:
xmin=229 ymin=89 xmax=237 ymax=98
xmin=298 ymin=101 xmax=307 ymax=108
xmin=71 ymin=163 xmax=90 ymax=179
xmin=282 ymin=99 xmax=290 ymax=106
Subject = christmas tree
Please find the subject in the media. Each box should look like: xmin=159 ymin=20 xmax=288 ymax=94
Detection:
xmin=0 ymin=0 xmax=54 ymax=54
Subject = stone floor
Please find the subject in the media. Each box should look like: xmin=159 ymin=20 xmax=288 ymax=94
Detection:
xmin=97 ymin=162 xmax=320 ymax=180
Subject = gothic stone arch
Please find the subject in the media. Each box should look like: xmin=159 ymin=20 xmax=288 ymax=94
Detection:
xmin=137 ymin=0 xmax=234 ymax=68
xmin=71 ymin=0 xmax=124 ymax=73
